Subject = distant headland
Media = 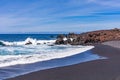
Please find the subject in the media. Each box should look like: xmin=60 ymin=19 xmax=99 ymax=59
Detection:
xmin=55 ymin=28 xmax=120 ymax=45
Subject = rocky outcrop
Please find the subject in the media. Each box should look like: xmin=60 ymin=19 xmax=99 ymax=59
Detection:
xmin=0 ymin=41 xmax=6 ymax=46
xmin=25 ymin=41 xmax=32 ymax=45
xmin=55 ymin=28 xmax=120 ymax=45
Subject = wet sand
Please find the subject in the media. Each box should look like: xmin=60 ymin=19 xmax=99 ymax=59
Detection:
xmin=7 ymin=41 xmax=120 ymax=80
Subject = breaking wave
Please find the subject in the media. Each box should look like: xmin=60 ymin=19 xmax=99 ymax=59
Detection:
xmin=0 ymin=38 xmax=94 ymax=67
xmin=0 ymin=37 xmax=55 ymax=46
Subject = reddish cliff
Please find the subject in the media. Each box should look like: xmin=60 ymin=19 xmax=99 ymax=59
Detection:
xmin=55 ymin=28 xmax=120 ymax=45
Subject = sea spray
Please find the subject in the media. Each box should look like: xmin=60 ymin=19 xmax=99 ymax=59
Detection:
xmin=0 ymin=42 xmax=94 ymax=67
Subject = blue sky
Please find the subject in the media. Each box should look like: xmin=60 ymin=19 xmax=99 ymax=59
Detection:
xmin=0 ymin=0 xmax=120 ymax=33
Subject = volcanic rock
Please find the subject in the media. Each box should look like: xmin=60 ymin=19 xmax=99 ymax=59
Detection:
xmin=55 ymin=28 xmax=120 ymax=45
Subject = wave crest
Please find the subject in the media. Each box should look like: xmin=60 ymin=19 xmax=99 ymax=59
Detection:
xmin=0 ymin=37 xmax=55 ymax=46
xmin=0 ymin=46 xmax=94 ymax=67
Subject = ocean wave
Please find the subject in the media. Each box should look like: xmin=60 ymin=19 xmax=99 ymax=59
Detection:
xmin=0 ymin=37 xmax=55 ymax=46
xmin=0 ymin=45 xmax=94 ymax=67
xmin=0 ymin=37 xmax=94 ymax=68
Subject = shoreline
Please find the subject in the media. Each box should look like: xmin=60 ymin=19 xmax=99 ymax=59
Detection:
xmin=7 ymin=41 xmax=120 ymax=80
xmin=1 ymin=45 xmax=98 ymax=79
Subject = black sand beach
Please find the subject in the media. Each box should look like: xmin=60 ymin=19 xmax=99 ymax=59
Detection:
xmin=7 ymin=41 xmax=120 ymax=80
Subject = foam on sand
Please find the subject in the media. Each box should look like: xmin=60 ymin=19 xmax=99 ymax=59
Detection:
xmin=0 ymin=45 xmax=94 ymax=67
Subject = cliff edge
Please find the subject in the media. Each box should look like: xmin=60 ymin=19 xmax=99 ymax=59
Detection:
xmin=55 ymin=28 xmax=120 ymax=45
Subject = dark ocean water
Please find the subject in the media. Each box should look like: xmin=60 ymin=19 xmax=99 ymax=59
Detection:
xmin=0 ymin=34 xmax=58 ymax=41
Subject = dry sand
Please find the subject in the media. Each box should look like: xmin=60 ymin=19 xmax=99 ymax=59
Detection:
xmin=103 ymin=41 xmax=120 ymax=49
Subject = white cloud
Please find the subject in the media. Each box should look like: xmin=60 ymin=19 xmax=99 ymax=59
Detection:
xmin=87 ymin=0 xmax=120 ymax=7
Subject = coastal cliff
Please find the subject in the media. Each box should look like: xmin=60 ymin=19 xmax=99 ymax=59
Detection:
xmin=55 ymin=28 xmax=120 ymax=45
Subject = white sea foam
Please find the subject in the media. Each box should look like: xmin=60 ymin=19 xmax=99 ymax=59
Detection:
xmin=0 ymin=45 xmax=94 ymax=67
xmin=0 ymin=37 xmax=55 ymax=46
xmin=0 ymin=38 xmax=94 ymax=67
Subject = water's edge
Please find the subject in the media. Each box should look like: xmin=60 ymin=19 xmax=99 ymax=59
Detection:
xmin=1 ymin=49 xmax=105 ymax=80
xmin=0 ymin=34 xmax=105 ymax=80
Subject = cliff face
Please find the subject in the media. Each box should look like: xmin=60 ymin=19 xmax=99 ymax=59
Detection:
xmin=55 ymin=28 xmax=120 ymax=45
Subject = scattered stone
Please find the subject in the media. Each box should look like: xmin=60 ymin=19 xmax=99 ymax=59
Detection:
xmin=37 ymin=43 xmax=41 ymax=45
xmin=25 ymin=41 xmax=32 ymax=45
xmin=0 ymin=41 xmax=6 ymax=46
